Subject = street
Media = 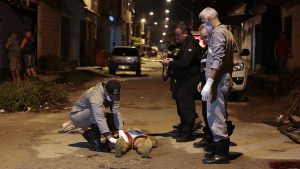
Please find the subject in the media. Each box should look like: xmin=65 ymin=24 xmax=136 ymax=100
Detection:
xmin=0 ymin=62 xmax=299 ymax=169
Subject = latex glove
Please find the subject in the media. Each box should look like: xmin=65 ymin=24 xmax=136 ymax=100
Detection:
xmin=108 ymin=137 xmax=117 ymax=144
xmin=197 ymin=82 xmax=202 ymax=93
xmin=118 ymin=130 xmax=129 ymax=143
xmin=201 ymin=78 xmax=214 ymax=101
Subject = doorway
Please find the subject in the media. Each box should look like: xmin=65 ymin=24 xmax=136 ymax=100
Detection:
xmin=60 ymin=16 xmax=71 ymax=62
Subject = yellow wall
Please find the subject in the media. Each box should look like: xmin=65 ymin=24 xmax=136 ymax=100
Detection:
xmin=282 ymin=4 xmax=300 ymax=70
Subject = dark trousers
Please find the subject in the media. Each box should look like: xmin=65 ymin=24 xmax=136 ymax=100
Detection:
xmin=175 ymin=75 xmax=201 ymax=134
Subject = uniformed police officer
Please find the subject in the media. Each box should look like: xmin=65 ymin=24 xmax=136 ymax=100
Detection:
xmin=199 ymin=7 xmax=235 ymax=164
xmin=162 ymin=22 xmax=202 ymax=142
xmin=70 ymin=80 xmax=127 ymax=152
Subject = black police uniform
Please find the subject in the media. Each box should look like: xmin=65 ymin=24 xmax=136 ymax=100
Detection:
xmin=168 ymin=35 xmax=202 ymax=142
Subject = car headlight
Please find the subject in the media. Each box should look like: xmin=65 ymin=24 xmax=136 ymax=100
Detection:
xmin=233 ymin=62 xmax=244 ymax=71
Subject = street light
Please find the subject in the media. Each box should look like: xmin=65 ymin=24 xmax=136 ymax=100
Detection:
xmin=141 ymin=18 xmax=146 ymax=23
xmin=154 ymin=22 xmax=158 ymax=25
xmin=160 ymin=39 xmax=164 ymax=43
xmin=165 ymin=17 xmax=169 ymax=21
xmin=162 ymin=32 xmax=166 ymax=36
xmin=164 ymin=25 xmax=168 ymax=28
xmin=165 ymin=9 xmax=170 ymax=14
xmin=166 ymin=0 xmax=195 ymax=29
xmin=149 ymin=11 xmax=154 ymax=16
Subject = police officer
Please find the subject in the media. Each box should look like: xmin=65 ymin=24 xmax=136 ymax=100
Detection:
xmin=70 ymin=80 xmax=127 ymax=152
xmin=199 ymin=7 xmax=235 ymax=164
xmin=162 ymin=22 xmax=202 ymax=142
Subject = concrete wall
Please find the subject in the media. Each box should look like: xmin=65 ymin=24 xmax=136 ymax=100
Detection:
xmin=282 ymin=4 xmax=300 ymax=70
xmin=241 ymin=15 xmax=262 ymax=71
xmin=37 ymin=0 xmax=60 ymax=58
xmin=62 ymin=0 xmax=85 ymax=63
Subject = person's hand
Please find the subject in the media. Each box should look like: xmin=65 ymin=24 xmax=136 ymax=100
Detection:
xmin=201 ymin=78 xmax=214 ymax=101
xmin=108 ymin=137 xmax=117 ymax=144
xmin=197 ymin=82 xmax=202 ymax=93
xmin=161 ymin=59 xmax=170 ymax=66
xmin=162 ymin=52 xmax=168 ymax=59
xmin=118 ymin=130 xmax=129 ymax=143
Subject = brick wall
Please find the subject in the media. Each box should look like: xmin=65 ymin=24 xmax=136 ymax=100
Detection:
xmin=37 ymin=0 xmax=60 ymax=58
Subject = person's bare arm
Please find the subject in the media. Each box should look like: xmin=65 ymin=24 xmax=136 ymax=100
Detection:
xmin=5 ymin=42 xmax=10 ymax=49
xmin=20 ymin=38 xmax=28 ymax=49
xmin=5 ymin=38 xmax=11 ymax=49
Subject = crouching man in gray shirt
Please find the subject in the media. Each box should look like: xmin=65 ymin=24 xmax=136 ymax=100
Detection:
xmin=70 ymin=80 xmax=126 ymax=152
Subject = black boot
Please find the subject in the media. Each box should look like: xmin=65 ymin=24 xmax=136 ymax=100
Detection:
xmin=176 ymin=133 xmax=194 ymax=142
xmin=90 ymin=123 xmax=111 ymax=152
xmin=172 ymin=125 xmax=182 ymax=139
xmin=202 ymin=138 xmax=230 ymax=164
xmin=193 ymin=126 xmax=213 ymax=148
xmin=82 ymin=130 xmax=95 ymax=146
xmin=193 ymin=137 xmax=212 ymax=148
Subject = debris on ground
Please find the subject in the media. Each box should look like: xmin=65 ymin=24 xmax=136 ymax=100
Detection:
xmin=264 ymin=91 xmax=300 ymax=143
xmin=58 ymin=121 xmax=83 ymax=134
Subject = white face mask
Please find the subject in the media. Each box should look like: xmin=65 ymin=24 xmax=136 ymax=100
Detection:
xmin=205 ymin=19 xmax=213 ymax=29
xmin=105 ymin=94 xmax=112 ymax=102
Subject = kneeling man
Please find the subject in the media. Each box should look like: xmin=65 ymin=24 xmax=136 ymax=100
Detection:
xmin=70 ymin=80 xmax=124 ymax=152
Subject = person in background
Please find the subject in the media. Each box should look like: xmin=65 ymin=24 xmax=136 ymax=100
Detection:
xmin=274 ymin=32 xmax=290 ymax=81
xmin=6 ymin=32 xmax=21 ymax=82
xmin=20 ymin=30 xmax=37 ymax=78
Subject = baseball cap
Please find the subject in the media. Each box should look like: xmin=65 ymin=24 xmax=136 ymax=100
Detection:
xmin=105 ymin=80 xmax=121 ymax=101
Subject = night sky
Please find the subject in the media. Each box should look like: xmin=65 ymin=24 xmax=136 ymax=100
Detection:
xmin=134 ymin=0 xmax=245 ymax=46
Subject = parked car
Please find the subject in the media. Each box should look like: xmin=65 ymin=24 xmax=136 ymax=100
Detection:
xmin=108 ymin=46 xmax=141 ymax=76
xmin=231 ymin=48 xmax=250 ymax=100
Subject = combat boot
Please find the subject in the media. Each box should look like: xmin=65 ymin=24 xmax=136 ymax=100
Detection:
xmin=82 ymin=130 xmax=95 ymax=146
xmin=193 ymin=126 xmax=213 ymax=148
xmin=172 ymin=125 xmax=182 ymax=139
xmin=176 ymin=133 xmax=194 ymax=142
xmin=90 ymin=123 xmax=111 ymax=152
xmin=202 ymin=138 xmax=230 ymax=164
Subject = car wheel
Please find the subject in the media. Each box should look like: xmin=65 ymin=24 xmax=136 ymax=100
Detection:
xmin=236 ymin=90 xmax=246 ymax=101
xmin=109 ymin=69 xmax=116 ymax=75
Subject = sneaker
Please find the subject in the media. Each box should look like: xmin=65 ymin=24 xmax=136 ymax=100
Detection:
xmin=141 ymin=138 xmax=153 ymax=158
xmin=115 ymin=137 xmax=125 ymax=158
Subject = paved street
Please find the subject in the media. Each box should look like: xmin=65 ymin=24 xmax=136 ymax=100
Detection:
xmin=0 ymin=62 xmax=299 ymax=169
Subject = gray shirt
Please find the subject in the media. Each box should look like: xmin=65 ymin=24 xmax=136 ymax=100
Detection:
xmin=6 ymin=36 xmax=20 ymax=59
xmin=71 ymin=83 xmax=123 ymax=134
xmin=206 ymin=25 xmax=235 ymax=80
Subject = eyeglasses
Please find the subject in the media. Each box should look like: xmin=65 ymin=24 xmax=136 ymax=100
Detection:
xmin=175 ymin=32 xmax=184 ymax=37
xmin=200 ymin=35 xmax=208 ymax=39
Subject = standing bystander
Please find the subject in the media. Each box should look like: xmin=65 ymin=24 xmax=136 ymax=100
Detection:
xmin=6 ymin=32 xmax=21 ymax=82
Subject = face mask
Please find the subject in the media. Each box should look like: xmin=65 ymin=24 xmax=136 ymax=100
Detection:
xmin=205 ymin=20 xmax=213 ymax=29
xmin=203 ymin=37 xmax=210 ymax=45
xmin=105 ymin=95 xmax=112 ymax=102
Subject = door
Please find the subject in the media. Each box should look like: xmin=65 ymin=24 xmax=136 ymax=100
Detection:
xmin=60 ymin=16 xmax=71 ymax=62
xmin=254 ymin=24 xmax=262 ymax=71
